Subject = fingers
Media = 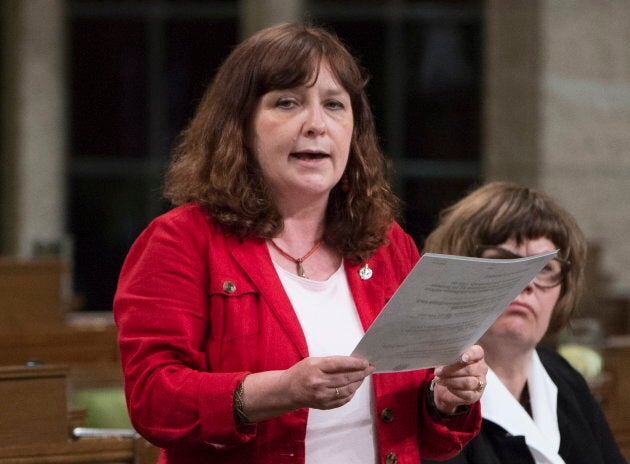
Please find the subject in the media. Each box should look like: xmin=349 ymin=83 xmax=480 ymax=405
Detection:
xmin=459 ymin=344 xmax=484 ymax=364
xmin=318 ymin=356 xmax=374 ymax=398
xmin=432 ymin=373 xmax=486 ymax=402
xmin=325 ymin=379 xmax=364 ymax=408
xmin=321 ymin=357 xmax=374 ymax=407
xmin=285 ymin=356 xmax=374 ymax=410
xmin=434 ymin=344 xmax=486 ymax=378
xmin=431 ymin=345 xmax=488 ymax=414
xmin=475 ymin=377 xmax=486 ymax=392
xmin=319 ymin=355 xmax=372 ymax=374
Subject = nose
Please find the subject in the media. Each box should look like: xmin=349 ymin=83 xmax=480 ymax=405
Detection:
xmin=303 ymin=105 xmax=326 ymax=137
xmin=521 ymin=277 xmax=535 ymax=293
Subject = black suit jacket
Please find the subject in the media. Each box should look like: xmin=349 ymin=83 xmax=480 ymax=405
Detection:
xmin=424 ymin=347 xmax=626 ymax=464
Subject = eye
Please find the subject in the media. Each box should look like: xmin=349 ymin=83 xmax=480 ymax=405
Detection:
xmin=276 ymin=97 xmax=298 ymax=109
xmin=325 ymin=99 xmax=346 ymax=110
xmin=540 ymin=263 xmax=553 ymax=274
xmin=542 ymin=260 xmax=561 ymax=275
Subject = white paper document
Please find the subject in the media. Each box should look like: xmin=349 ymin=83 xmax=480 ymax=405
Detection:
xmin=352 ymin=250 xmax=558 ymax=372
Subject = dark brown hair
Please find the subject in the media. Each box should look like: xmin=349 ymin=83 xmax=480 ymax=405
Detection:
xmin=164 ymin=22 xmax=399 ymax=263
xmin=423 ymin=181 xmax=587 ymax=333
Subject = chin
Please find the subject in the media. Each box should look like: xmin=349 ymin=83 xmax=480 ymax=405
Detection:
xmin=487 ymin=322 xmax=533 ymax=345
xmin=483 ymin=332 xmax=537 ymax=356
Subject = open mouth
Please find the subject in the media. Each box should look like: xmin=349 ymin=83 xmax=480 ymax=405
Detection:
xmin=291 ymin=152 xmax=329 ymax=160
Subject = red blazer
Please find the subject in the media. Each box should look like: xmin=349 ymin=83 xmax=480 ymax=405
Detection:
xmin=114 ymin=203 xmax=480 ymax=464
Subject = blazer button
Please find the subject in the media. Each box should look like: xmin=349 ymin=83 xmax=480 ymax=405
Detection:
xmin=222 ymin=281 xmax=236 ymax=293
xmin=385 ymin=452 xmax=397 ymax=464
xmin=380 ymin=407 xmax=394 ymax=423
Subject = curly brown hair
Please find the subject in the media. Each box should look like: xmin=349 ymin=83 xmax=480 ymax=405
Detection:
xmin=423 ymin=181 xmax=587 ymax=333
xmin=164 ymin=22 xmax=399 ymax=264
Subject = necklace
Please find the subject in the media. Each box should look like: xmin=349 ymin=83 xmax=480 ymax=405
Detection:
xmin=269 ymin=239 xmax=322 ymax=278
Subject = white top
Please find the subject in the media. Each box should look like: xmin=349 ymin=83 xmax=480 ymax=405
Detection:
xmin=481 ymin=351 xmax=565 ymax=464
xmin=275 ymin=262 xmax=377 ymax=464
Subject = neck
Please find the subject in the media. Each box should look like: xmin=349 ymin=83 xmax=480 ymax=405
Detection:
xmin=278 ymin=214 xmax=326 ymax=244
xmin=483 ymin=340 xmax=534 ymax=400
xmin=274 ymin=192 xmax=328 ymax=227
xmin=270 ymin=197 xmax=340 ymax=280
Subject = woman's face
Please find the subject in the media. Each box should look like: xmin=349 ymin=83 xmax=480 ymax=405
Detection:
xmin=252 ymin=60 xmax=353 ymax=207
xmin=480 ymin=237 xmax=562 ymax=351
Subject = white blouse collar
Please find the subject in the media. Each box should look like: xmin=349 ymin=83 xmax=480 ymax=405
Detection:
xmin=481 ymin=351 xmax=565 ymax=464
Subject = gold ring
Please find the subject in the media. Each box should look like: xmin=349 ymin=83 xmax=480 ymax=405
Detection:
xmin=335 ymin=387 xmax=340 ymax=398
xmin=476 ymin=378 xmax=485 ymax=392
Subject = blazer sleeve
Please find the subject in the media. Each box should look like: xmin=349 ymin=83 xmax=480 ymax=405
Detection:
xmin=113 ymin=207 xmax=256 ymax=449
xmin=418 ymin=382 xmax=482 ymax=460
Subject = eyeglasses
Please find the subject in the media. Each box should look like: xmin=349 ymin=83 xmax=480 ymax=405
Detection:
xmin=476 ymin=245 xmax=571 ymax=289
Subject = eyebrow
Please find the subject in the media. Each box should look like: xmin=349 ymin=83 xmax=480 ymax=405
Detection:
xmin=491 ymin=246 xmax=521 ymax=256
xmin=267 ymin=85 xmax=350 ymax=100
xmin=491 ymin=246 xmax=557 ymax=258
xmin=318 ymin=85 xmax=351 ymax=100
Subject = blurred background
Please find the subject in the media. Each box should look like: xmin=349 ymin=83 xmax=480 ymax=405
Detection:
xmin=1 ymin=0 xmax=629 ymax=460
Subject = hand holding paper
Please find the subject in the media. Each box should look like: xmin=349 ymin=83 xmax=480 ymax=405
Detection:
xmin=352 ymin=250 xmax=558 ymax=372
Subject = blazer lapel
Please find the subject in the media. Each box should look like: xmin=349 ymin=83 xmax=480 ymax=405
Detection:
xmin=346 ymin=259 xmax=378 ymax=331
xmin=231 ymin=238 xmax=309 ymax=359
xmin=482 ymin=368 xmax=566 ymax=464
